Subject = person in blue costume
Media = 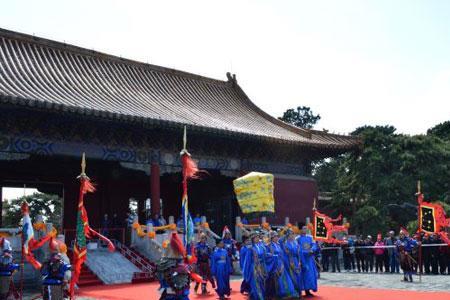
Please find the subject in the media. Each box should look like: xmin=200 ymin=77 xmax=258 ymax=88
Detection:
xmin=239 ymin=236 xmax=251 ymax=295
xmin=222 ymin=226 xmax=237 ymax=273
xmin=194 ymin=233 xmax=215 ymax=294
xmin=41 ymin=252 xmax=72 ymax=300
xmin=243 ymin=232 xmax=268 ymax=300
xmin=297 ymin=226 xmax=319 ymax=297
xmin=396 ymin=229 xmax=419 ymax=282
xmin=157 ymin=232 xmax=192 ymax=300
xmin=266 ymin=231 xmax=299 ymax=299
xmin=280 ymin=229 xmax=303 ymax=298
xmin=211 ymin=240 xmax=232 ymax=300
xmin=0 ymin=248 xmax=19 ymax=300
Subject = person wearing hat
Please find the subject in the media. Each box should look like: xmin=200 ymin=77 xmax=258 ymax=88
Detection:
xmin=211 ymin=239 xmax=231 ymax=300
xmin=156 ymin=232 xmax=193 ymax=300
xmin=297 ymin=226 xmax=318 ymax=297
xmin=266 ymin=231 xmax=298 ymax=299
xmin=194 ymin=233 xmax=215 ymax=294
xmin=222 ymin=226 xmax=237 ymax=274
xmin=396 ymin=228 xmax=418 ymax=282
xmin=41 ymin=252 xmax=72 ymax=300
xmin=242 ymin=231 xmax=267 ymax=300
xmin=239 ymin=236 xmax=251 ymax=295
xmin=280 ymin=229 xmax=303 ymax=298
xmin=0 ymin=247 xmax=19 ymax=300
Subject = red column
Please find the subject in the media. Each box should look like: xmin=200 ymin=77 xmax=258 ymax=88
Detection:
xmin=150 ymin=163 xmax=161 ymax=216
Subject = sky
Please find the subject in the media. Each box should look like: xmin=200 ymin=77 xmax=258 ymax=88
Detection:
xmin=2 ymin=187 xmax=39 ymax=202
xmin=0 ymin=0 xmax=449 ymax=135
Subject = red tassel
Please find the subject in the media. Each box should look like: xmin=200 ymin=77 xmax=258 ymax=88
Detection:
xmin=70 ymin=256 xmax=86 ymax=298
xmin=81 ymin=178 xmax=96 ymax=194
xmin=24 ymin=252 xmax=42 ymax=270
xmin=181 ymin=154 xmax=199 ymax=180
xmin=190 ymin=272 xmax=204 ymax=283
xmin=89 ymin=228 xmax=115 ymax=252
xmin=170 ymin=232 xmax=186 ymax=257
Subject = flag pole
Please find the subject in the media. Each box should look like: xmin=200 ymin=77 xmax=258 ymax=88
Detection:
xmin=19 ymin=184 xmax=26 ymax=300
xmin=416 ymin=180 xmax=422 ymax=283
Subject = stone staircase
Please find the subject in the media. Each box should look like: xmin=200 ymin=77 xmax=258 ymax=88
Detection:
xmin=78 ymin=264 xmax=103 ymax=287
xmin=116 ymin=243 xmax=157 ymax=283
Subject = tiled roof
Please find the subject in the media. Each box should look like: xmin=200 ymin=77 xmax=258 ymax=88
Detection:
xmin=0 ymin=28 xmax=360 ymax=151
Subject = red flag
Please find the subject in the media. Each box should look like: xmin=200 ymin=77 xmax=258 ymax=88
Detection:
xmin=70 ymin=154 xmax=115 ymax=297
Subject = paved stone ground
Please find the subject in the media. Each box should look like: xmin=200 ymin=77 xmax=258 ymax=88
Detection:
xmin=318 ymin=271 xmax=450 ymax=292
xmin=21 ymin=273 xmax=450 ymax=299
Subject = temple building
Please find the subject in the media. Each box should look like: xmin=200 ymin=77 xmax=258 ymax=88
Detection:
xmin=0 ymin=28 xmax=360 ymax=235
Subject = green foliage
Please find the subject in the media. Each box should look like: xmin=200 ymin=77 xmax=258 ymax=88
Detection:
xmin=427 ymin=121 xmax=450 ymax=141
xmin=315 ymin=123 xmax=450 ymax=235
xmin=279 ymin=106 xmax=321 ymax=129
xmin=2 ymin=192 xmax=62 ymax=230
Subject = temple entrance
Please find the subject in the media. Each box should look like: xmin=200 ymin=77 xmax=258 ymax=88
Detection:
xmin=160 ymin=170 xmax=240 ymax=234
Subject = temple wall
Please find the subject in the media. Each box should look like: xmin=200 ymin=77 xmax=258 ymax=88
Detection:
xmin=269 ymin=176 xmax=318 ymax=226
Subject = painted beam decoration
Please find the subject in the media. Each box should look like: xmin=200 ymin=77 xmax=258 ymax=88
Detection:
xmin=233 ymin=172 xmax=275 ymax=217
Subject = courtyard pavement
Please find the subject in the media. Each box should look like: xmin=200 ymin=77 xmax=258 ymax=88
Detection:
xmin=318 ymin=271 xmax=450 ymax=292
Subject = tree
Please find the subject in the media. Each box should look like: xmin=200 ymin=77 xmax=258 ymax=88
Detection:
xmin=427 ymin=121 xmax=450 ymax=141
xmin=314 ymin=124 xmax=450 ymax=235
xmin=279 ymin=106 xmax=321 ymax=129
xmin=2 ymin=192 xmax=63 ymax=230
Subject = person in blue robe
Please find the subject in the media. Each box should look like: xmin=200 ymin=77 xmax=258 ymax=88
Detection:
xmin=297 ymin=226 xmax=319 ymax=297
xmin=239 ymin=236 xmax=251 ymax=295
xmin=222 ymin=227 xmax=237 ymax=273
xmin=243 ymin=232 xmax=267 ymax=300
xmin=396 ymin=230 xmax=419 ymax=282
xmin=211 ymin=240 xmax=231 ymax=300
xmin=195 ymin=234 xmax=215 ymax=294
xmin=266 ymin=231 xmax=299 ymax=299
xmin=280 ymin=230 xmax=303 ymax=298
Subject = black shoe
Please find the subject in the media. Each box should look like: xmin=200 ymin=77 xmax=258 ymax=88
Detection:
xmin=305 ymin=290 xmax=314 ymax=297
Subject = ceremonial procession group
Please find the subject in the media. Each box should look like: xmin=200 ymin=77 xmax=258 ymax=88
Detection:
xmin=156 ymin=223 xmax=319 ymax=300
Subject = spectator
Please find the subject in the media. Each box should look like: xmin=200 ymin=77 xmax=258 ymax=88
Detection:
xmin=422 ymin=233 xmax=432 ymax=274
xmin=348 ymin=236 xmax=356 ymax=271
xmin=159 ymin=215 xmax=167 ymax=226
xmin=385 ymin=231 xmax=399 ymax=273
xmin=330 ymin=241 xmax=340 ymax=273
xmin=364 ymin=235 xmax=374 ymax=272
xmin=101 ymin=214 xmax=110 ymax=236
xmin=241 ymin=217 xmax=249 ymax=225
xmin=193 ymin=214 xmax=202 ymax=226
xmin=430 ymin=234 xmax=440 ymax=274
xmin=321 ymin=242 xmax=330 ymax=272
xmin=111 ymin=213 xmax=122 ymax=242
xmin=152 ymin=214 xmax=161 ymax=227
xmin=374 ymin=234 xmax=385 ymax=273
xmin=355 ymin=235 xmax=365 ymax=273
xmin=342 ymin=236 xmax=352 ymax=272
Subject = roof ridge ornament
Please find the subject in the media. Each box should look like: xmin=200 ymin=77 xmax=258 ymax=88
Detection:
xmin=226 ymin=72 xmax=237 ymax=87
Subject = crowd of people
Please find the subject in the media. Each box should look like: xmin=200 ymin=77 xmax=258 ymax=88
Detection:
xmin=190 ymin=226 xmax=319 ymax=300
xmin=320 ymin=231 xmax=450 ymax=277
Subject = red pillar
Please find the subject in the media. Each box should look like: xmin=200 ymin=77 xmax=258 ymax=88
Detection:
xmin=150 ymin=163 xmax=161 ymax=216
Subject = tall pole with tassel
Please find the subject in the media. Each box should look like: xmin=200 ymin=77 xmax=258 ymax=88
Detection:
xmin=416 ymin=180 xmax=422 ymax=283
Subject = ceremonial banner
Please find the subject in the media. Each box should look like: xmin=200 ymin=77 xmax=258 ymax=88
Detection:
xmin=417 ymin=192 xmax=450 ymax=245
xmin=312 ymin=210 xmax=348 ymax=244
xmin=180 ymin=127 xmax=200 ymax=264
xmin=233 ymin=172 xmax=275 ymax=217
xmin=70 ymin=154 xmax=115 ymax=297
xmin=314 ymin=213 xmax=328 ymax=240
